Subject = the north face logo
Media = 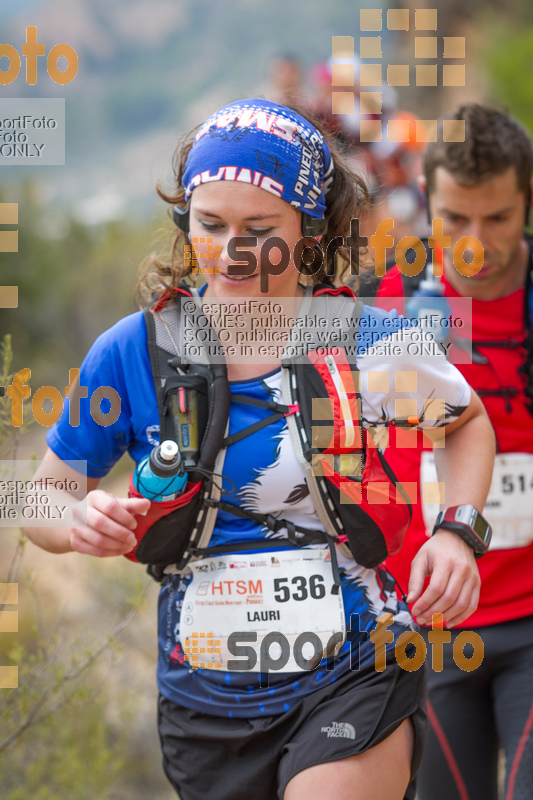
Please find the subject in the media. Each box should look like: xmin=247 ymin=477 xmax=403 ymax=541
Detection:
xmin=320 ymin=721 xmax=356 ymax=739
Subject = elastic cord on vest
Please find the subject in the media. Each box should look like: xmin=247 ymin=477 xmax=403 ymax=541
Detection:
xmin=201 ymin=496 xmax=342 ymax=594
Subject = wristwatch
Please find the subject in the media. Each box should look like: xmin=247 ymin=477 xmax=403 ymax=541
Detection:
xmin=432 ymin=505 xmax=492 ymax=558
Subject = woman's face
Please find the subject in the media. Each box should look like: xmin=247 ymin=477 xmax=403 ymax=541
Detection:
xmin=189 ymin=181 xmax=309 ymax=299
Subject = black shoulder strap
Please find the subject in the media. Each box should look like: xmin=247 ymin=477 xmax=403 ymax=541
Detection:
xmin=144 ymin=282 xmax=195 ymax=439
xmin=143 ymin=301 xmax=188 ymax=445
xmin=520 ymin=235 xmax=533 ymax=415
xmin=144 ymin=305 xmax=168 ymax=435
xmin=524 ymin=233 xmax=533 ymax=330
xmin=143 ymin=286 xmax=232 ymax=478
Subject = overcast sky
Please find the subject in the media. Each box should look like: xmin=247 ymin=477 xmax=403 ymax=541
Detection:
xmin=0 ymin=0 xmax=45 ymax=20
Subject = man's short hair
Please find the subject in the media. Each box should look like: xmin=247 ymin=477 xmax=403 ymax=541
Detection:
xmin=424 ymin=104 xmax=533 ymax=197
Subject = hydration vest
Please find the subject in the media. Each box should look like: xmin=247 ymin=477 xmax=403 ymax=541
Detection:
xmin=125 ymin=282 xmax=413 ymax=584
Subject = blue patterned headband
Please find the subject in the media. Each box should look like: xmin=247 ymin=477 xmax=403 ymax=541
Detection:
xmin=181 ymin=98 xmax=334 ymax=219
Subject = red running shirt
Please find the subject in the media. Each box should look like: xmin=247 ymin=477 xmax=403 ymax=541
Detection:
xmin=377 ymin=265 xmax=533 ymax=627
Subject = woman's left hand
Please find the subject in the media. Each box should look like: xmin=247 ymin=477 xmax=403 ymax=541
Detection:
xmin=406 ymin=529 xmax=481 ymax=628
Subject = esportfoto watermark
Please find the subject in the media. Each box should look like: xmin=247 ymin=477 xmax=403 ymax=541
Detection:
xmin=0 ymin=460 xmax=86 ymax=527
xmin=1 ymin=368 xmax=120 ymax=428
xmin=182 ymin=612 xmax=483 ymax=685
xmin=180 ymin=295 xmax=472 ymax=366
xmin=190 ymin=217 xmax=483 ymax=292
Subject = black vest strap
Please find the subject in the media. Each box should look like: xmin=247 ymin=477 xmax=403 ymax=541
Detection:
xmin=204 ymin=498 xmax=341 ymax=593
xmin=210 ymin=498 xmax=319 ymax=537
xmin=221 ymin=394 xmax=295 ymax=448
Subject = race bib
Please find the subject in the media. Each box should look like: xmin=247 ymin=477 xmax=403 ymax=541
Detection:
xmin=421 ymin=452 xmax=533 ymax=550
xmin=179 ymin=548 xmax=346 ymax=673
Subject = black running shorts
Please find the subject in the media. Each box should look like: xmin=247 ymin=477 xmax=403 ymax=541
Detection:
xmin=158 ymin=656 xmax=428 ymax=800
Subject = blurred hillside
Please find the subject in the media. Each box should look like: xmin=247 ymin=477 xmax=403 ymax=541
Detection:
xmin=0 ymin=0 xmax=531 ymax=384
xmin=0 ymin=466 xmax=176 ymax=800
xmin=0 ymin=183 xmax=165 ymax=388
xmin=0 ymin=0 xmax=373 ymax=219
xmin=0 ymin=0 xmax=530 ymax=222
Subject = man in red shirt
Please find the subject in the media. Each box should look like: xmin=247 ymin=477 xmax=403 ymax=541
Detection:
xmin=376 ymin=104 xmax=533 ymax=800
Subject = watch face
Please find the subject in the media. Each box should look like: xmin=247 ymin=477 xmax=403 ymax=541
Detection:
xmin=473 ymin=513 xmax=489 ymax=540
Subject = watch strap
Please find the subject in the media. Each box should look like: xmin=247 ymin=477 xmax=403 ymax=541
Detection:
xmin=432 ymin=507 xmax=491 ymax=558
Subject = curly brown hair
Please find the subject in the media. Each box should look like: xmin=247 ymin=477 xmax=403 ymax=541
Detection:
xmin=136 ymin=101 xmax=369 ymax=305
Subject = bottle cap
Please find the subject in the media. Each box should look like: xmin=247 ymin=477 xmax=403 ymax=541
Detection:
xmin=419 ymin=262 xmax=444 ymax=295
xmin=160 ymin=440 xmax=179 ymax=461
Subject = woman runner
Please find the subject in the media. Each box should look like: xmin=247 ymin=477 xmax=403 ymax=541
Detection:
xmin=25 ymin=99 xmax=495 ymax=800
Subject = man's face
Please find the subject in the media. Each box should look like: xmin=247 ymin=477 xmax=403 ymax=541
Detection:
xmin=429 ymin=165 xmax=529 ymax=298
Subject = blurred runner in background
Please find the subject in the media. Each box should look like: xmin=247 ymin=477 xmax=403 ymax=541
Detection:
xmin=305 ymin=59 xmax=427 ymax=266
xmin=376 ymin=103 xmax=533 ymax=800
xmin=266 ymin=54 xmax=305 ymax=107
xmin=307 ymin=59 xmax=363 ymax=149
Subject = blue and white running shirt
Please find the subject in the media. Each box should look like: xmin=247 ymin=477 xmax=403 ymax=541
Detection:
xmin=47 ymin=300 xmax=470 ymax=717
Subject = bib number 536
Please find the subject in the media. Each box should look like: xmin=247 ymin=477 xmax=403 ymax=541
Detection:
xmin=273 ymin=574 xmax=326 ymax=602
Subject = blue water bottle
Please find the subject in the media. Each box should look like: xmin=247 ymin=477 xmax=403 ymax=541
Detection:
xmin=133 ymin=440 xmax=188 ymax=501
xmin=405 ymin=263 xmax=451 ymax=344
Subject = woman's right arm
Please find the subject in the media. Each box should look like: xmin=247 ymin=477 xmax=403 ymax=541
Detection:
xmin=23 ymin=448 xmax=150 ymax=557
